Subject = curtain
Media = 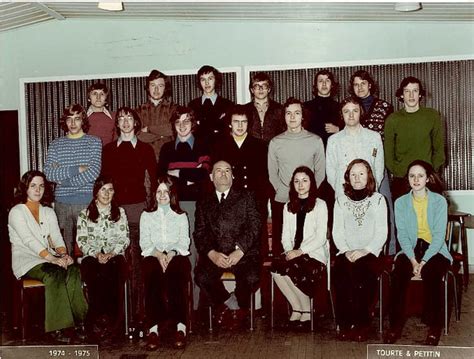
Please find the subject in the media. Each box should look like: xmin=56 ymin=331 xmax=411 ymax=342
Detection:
xmin=251 ymin=60 xmax=473 ymax=190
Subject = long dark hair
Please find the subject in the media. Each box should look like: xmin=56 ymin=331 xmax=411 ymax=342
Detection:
xmin=86 ymin=175 xmax=121 ymax=223
xmin=406 ymin=160 xmax=444 ymax=194
xmin=12 ymin=170 xmax=54 ymax=207
xmin=287 ymin=166 xmax=318 ymax=214
xmin=343 ymin=159 xmax=376 ymax=199
xmin=145 ymin=175 xmax=184 ymax=214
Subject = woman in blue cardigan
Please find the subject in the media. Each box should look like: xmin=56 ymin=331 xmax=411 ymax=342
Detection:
xmin=384 ymin=160 xmax=452 ymax=346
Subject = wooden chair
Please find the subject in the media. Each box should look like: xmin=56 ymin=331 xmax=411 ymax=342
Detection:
xmin=15 ymin=278 xmax=45 ymax=341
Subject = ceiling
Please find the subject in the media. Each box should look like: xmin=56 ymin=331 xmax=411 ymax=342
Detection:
xmin=1 ymin=1 xmax=473 ymax=33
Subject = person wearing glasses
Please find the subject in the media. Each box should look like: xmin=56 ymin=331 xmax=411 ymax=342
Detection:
xmin=244 ymin=72 xmax=285 ymax=143
xmin=102 ymin=106 xmax=157 ymax=336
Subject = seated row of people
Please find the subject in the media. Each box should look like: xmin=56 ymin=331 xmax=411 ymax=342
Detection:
xmin=9 ymin=155 xmax=451 ymax=348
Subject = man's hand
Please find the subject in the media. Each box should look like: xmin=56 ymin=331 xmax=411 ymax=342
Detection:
xmin=325 ymin=123 xmax=340 ymax=134
xmin=285 ymin=249 xmax=303 ymax=261
xmin=228 ymin=248 xmax=244 ymax=266
xmin=79 ymin=165 xmax=89 ymax=173
xmin=208 ymin=250 xmax=231 ymax=268
xmin=141 ymin=126 xmax=149 ymax=133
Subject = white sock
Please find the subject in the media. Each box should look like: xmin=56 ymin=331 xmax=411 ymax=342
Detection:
xmin=149 ymin=324 xmax=158 ymax=334
xmin=289 ymin=311 xmax=302 ymax=321
xmin=300 ymin=312 xmax=311 ymax=322
xmin=224 ymin=292 xmax=240 ymax=310
xmin=177 ymin=322 xmax=186 ymax=335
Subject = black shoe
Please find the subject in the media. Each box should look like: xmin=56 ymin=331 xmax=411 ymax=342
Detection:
xmin=383 ymin=329 xmax=401 ymax=344
xmin=424 ymin=327 xmax=441 ymax=346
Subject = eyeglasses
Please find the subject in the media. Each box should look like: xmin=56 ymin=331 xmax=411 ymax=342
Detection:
xmin=118 ymin=116 xmax=134 ymax=122
xmin=252 ymin=84 xmax=269 ymax=90
xmin=175 ymin=119 xmax=192 ymax=126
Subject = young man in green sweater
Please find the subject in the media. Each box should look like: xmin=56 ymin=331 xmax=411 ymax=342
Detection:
xmin=384 ymin=77 xmax=445 ymax=200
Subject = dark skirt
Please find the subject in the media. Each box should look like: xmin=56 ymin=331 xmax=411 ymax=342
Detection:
xmin=271 ymin=254 xmax=325 ymax=297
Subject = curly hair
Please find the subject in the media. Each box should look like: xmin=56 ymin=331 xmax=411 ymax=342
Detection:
xmin=348 ymin=70 xmax=378 ymax=97
xmin=60 ymin=104 xmax=89 ymax=133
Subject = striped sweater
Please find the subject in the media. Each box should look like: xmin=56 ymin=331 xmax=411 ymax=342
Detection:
xmin=44 ymin=134 xmax=102 ymax=204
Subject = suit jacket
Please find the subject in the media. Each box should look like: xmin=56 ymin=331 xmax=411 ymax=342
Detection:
xmin=210 ymin=134 xmax=267 ymax=196
xmin=193 ymin=187 xmax=261 ymax=258
xmin=244 ymin=100 xmax=285 ymax=143
xmin=188 ymin=96 xmax=234 ymax=143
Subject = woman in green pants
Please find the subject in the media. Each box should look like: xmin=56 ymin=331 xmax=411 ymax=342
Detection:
xmin=8 ymin=170 xmax=88 ymax=342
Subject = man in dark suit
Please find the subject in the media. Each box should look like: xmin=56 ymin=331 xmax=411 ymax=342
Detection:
xmin=188 ymin=65 xmax=234 ymax=145
xmin=194 ymin=160 xmax=261 ymax=328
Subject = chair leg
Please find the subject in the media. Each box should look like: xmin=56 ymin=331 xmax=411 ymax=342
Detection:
xmin=20 ymin=285 xmax=25 ymax=341
xmin=310 ymin=297 xmax=314 ymax=332
xmin=328 ymin=288 xmax=336 ymax=329
xmin=124 ymin=281 xmax=129 ymax=336
xmin=444 ymin=273 xmax=448 ymax=335
xmin=250 ymin=293 xmax=254 ymax=331
xmin=379 ymin=274 xmax=383 ymax=334
xmin=270 ymin=277 xmax=274 ymax=329
xmin=188 ymin=279 xmax=193 ymax=334
xmin=208 ymin=306 xmax=213 ymax=333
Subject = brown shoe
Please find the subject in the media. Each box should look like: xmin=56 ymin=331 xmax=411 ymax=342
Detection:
xmin=146 ymin=332 xmax=159 ymax=351
xmin=173 ymin=330 xmax=186 ymax=349
xmin=228 ymin=309 xmax=248 ymax=330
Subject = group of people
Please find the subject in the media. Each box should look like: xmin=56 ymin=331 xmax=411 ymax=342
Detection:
xmin=8 ymin=64 xmax=452 ymax=349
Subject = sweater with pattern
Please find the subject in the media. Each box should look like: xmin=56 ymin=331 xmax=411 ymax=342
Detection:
xmin=44 ymin=134 xmax=102 ymax=204
xmin=332 ymin=192 xmax=388 ymax=257
xmin=76 ymin=206 xmax=130 ymax=257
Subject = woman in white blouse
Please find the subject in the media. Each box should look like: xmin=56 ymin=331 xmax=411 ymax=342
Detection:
xmin=271 ymin=166 xmax=328 ymax=328
xmin=140 ymin=175 xmax=191 ymax=350
xmin=8 ymin=170 xmax=87 ymax=342
xmin=332 ymin=159 xmax=387 ymax=342
xmin=76 ymin=175 xmax=129 ymax=340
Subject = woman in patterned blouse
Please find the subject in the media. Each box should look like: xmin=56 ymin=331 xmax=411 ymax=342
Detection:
xmin=332 ymin=159 xmax=388 ymax=342
xmin=77 ymin=175 xmax=130 ymax=341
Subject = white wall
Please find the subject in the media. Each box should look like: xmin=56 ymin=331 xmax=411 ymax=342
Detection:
xmin=1 ymin=18 xmax=474 ymax=110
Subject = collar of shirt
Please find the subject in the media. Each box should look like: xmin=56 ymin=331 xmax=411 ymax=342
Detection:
xmin=216 ymin=188 xmax=230 ymax=202
xmin=254 ymin=99 xmax=269 ymax=112
xmin=175 ymin=134 xmax=195 ymax=149
xmin=149 ymin=98 xmax=163 ymax=106
xmin=342 ymin=124 xmax=363 ymax=136
xmin=201 ymin=93 xmax=218 ymax=105
xmin=117 ymin=135 xmax=138 ymax=148
xmin=87 ymin=106 xmax=113 ymax=119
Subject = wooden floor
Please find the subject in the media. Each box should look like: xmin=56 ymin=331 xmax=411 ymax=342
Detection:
xmin=2 ymin=275 xmax=473 ymax=358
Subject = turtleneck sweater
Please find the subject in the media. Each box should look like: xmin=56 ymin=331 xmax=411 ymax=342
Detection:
xmin=268 ymin=129 xmax=325 ymax=203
